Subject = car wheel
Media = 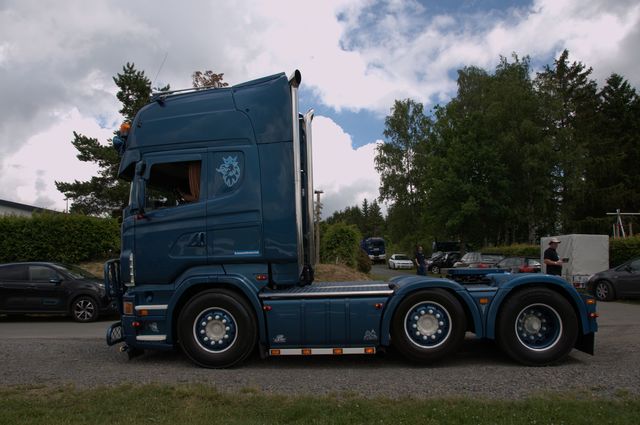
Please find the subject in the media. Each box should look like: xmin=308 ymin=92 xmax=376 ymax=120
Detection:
xmin=178 ymin=289 xmax=256 ymax=368
xmin=496 ymin=288 xmax=578 ymax=365
xmin=71 ymin=296 xmax=99 ymax=322
xmin=594 ymin=280 xmax=615 ymax=302
xmin=391 ymin=289 xmax=466 ymax=363
xmin=432 ymin=266 xmax=440 ymax=275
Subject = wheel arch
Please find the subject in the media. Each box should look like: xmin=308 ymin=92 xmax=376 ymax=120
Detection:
xmin=379 ymin=277 xmax=482 ymax=346
xmin=166 ymin=274 xmax=265 ymax=346
xmin=486 ymin=277 xmax=590 ymax=340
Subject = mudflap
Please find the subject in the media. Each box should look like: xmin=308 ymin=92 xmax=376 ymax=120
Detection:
xmin=106 ymin=321 xmax=124 ymax=346
xmin=575 ymin=332 xmax=595 ymax=355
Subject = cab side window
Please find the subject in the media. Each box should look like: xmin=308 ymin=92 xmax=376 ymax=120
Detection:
xmin=145 ymin=160 xmax=201 ymax=211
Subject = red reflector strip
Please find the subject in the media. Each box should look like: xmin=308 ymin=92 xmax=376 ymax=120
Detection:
xmin=268 ymin=347 xmax=376 ymax=356
xmin=589 ymin=312 xmax=599 ymax=318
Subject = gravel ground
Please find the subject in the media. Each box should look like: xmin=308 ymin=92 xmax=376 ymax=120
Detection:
xmin=1 ymin=301 xmax=638 ymax=399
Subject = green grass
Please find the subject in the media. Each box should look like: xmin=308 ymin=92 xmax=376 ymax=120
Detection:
xmin=1 ymin=384 xmax=639 ymax=425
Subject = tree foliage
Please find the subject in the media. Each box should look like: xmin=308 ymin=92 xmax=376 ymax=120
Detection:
xmin=192 ymin=70 xmax=229 ymax=88
xmin=56 ymin=63 xmax=157 ymax=216
xmin=376 ymin=50 xmax=640 ymax=247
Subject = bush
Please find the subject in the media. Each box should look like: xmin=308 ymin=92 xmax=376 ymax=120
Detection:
xmin=0 ymin=213 xmax=120 ymax=264
xmin=356 ymin=249 xmax=372 ymax=273
xmin=481 ymin=244 xmax=539 ymax=257
xmin=320 ymin=222 xmax=362 ymax=268
xmin=609 ymin=235 xmax=640 ymax=267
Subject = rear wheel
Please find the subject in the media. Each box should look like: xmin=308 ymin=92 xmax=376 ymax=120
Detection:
xmin=178 ymin=290 xmax=256 ymax=368
xmin=392 ymin=289 xmax=466 ymax=363
xmin=432 ymin=265 xmax=440 ymax=275
xmin=497 ymin=288 xmax=578 ymax=365
xmin=594 ymin=280 xmax=615 ymax=301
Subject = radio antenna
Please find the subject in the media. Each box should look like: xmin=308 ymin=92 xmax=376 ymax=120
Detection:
xmin=152 ymin=52 xmax=169 ymax=89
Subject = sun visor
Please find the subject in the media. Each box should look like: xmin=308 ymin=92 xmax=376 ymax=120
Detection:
xmin=118 ymin=149 xmax=140 ymax=181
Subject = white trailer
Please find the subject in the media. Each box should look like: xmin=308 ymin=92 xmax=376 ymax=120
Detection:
xmin=541 ymin=234 xmax=609 ymax=288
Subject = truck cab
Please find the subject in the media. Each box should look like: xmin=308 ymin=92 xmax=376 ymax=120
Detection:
xmin=106 ymin=70 xmax=597 ymax=368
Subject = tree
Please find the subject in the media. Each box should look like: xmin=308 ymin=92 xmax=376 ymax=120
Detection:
xmin=56 ymin=63 xmax=158 ymax=216
xmin=375 ymin=99 xmax=432 ymax=247
xmin=580 ymin=73 xmax=640 ymax=231
xmin=534 ymin=50 xmax=599 ymax=232
xmin=192 ymin=70 xmax=229 ymax=88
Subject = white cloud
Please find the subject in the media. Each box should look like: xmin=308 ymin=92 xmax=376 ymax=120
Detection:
xmin=0 ymin=109 xmax=111 ymax=210
xmin=312 ymin=116 xmax=381 ymax=217
xmin=0 ymin=0 xmax=639 ymax=214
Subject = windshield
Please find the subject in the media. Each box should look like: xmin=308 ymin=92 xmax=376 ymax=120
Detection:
xmin=395 ymin=255 xmax=410 ymax=261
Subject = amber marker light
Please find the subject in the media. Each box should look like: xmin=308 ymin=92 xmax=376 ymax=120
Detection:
xmin=586 ymin=299 xmax=596 ymax=305
xmin=302 ymin=349 xmax=312 ymax=355
xmin=123 ymin=302 xmax=134 ymax=315
xmin=333 ymin=348 xmax=343 ymax=355
xmin=139 ymin=309 xmax=149 ymax=316
xmin=270 ymin=349 xmax=281 ymax=356
xmin=479 ymin=298 xmax=490 ymax=305
xmin=120 ymin=121 xmax=131 ymax=135
xmin=365 ymin=347 xmax=375 ymax=354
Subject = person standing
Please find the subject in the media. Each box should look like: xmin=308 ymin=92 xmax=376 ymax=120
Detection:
xmin=544 ymin=237 xmax=563 ymax=276
xmin=415 ymin=245 xmax=426 ymax=276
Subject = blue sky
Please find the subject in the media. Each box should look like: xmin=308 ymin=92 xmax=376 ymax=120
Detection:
xmin=1 ymin=0 xmax=639 ymax=216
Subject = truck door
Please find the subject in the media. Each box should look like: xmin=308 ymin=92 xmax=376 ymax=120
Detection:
xmin=134 ymin=153 xmax=207 ymax=285
xmin=206 ymin=146 xmax=262 ymax=263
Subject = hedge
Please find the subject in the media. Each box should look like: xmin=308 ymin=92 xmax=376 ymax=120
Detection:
xmin=0 ymin=213 xmax=120 ymax=264
xmin=321 ymin=222 xmax=362 ymax=268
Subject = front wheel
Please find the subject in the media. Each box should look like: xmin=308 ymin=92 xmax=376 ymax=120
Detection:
xmin=432 ymin=265 xmax=440 ymax=275
xmin=391 ymin=289 xmax=466 ymax=363
xmin=178 ymin=290 xmax=257 ymax=368
xmin=71 ymin=296 xmax=99 ymax=322
xmin=497 ymin=288 xmax=578 ymax=365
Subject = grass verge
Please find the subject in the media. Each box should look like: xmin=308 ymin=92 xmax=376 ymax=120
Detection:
xmin=1 ymin=384 xmax=638 ymax=425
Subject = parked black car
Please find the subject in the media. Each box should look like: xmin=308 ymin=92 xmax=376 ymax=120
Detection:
xmin=496 ymin=257 xmax=542 ymax=273
xmin=586 ymin=257 xmax=640 ymax=301
xmin=0 ymin=262 xmax=116 ymax=322
xmin=427 ymin=251 xmax=461 ymax=274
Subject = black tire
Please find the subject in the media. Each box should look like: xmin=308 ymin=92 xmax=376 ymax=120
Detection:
xmin=496 ymin=288 xmax=578 ymax=366
xmin=391 ymin=289 xmax=466 ymax=363
xmin=594 ymin=280 xmax=615 ymax=302
xmin=178 ymin=289 xmax=257 ymax=368
xmin=432 ymin=266 xmax=440 ymax=275
xmin=70 ymin=296 xmax=99 ymax=322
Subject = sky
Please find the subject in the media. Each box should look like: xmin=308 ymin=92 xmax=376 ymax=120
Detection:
xmin=1 ymin=0 xmax=639 ymax=218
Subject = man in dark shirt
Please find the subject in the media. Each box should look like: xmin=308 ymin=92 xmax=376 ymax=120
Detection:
xmin=544 ymin=237 xmax=563 ymax=276
xmin=415 ymin=246 xmax=426 ymax=276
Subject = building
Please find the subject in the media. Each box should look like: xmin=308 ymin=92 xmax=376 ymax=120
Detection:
xmin=0 ymin=199 xmax=59 ymax=217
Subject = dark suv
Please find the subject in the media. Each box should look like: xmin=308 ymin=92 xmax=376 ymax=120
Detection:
xmin=427 ymin=251 xmax=461 ymax=274
xmin=0 ymin=262 xmax=116 ymax=322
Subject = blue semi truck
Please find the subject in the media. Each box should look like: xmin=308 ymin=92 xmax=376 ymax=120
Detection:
xmin=105 ymin=70 xmax=597 ymax=368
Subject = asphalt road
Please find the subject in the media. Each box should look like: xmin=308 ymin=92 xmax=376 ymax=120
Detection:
xmin=1 ymin=301 xmax=638 ymax=399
